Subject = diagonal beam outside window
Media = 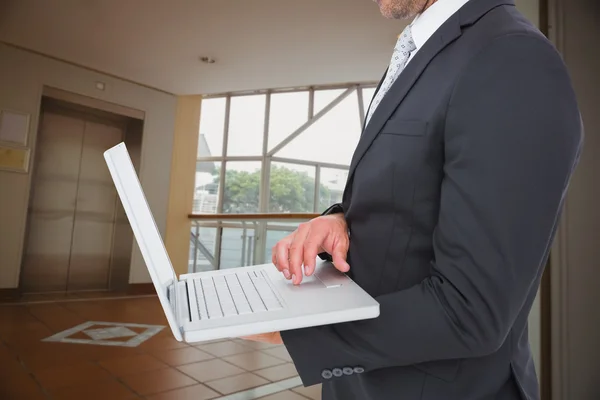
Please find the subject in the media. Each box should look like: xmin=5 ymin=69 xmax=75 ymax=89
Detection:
xmin=357 ymin=87 xmax=366 ymax=128
xmin=266 ymin=87 xmax=356 ymax=156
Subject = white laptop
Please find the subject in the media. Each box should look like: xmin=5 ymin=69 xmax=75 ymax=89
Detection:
xmin=104 ymin=142 xmax=379 ymax=343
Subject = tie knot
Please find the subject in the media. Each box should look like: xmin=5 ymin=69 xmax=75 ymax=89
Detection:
xmin=395 ymin=25 xmax=416 ymax=55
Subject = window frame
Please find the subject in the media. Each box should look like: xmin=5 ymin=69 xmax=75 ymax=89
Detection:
xmin=192 ymin=83 xmax=376 ymax=269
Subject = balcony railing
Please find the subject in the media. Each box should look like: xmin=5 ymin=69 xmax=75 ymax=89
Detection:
xmin=188 ymin=213 xmax=319 ymax=273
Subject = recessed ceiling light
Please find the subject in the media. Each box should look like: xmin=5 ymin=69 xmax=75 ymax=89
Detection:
xmin=199 ymin=56 xmax=216 ymax=64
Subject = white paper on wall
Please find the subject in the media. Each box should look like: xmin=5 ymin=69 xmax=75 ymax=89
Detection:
xmin=0 ymin=110 xmax=30 ymax=146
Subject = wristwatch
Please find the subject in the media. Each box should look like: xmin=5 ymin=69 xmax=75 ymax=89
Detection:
xmin=322 ymin=203 xmax=344 ymax=216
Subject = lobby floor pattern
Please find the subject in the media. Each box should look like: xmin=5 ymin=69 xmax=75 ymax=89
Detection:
xmin=0 ymin=295 xmax=321 ymax=399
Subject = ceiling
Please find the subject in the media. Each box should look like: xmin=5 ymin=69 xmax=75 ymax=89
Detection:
xmin=0 ymin=0 xmax=406 ymax=95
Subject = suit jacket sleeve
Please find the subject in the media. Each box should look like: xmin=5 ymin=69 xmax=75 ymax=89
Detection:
xmin=281 ymin=34 xmax=583 ymax=386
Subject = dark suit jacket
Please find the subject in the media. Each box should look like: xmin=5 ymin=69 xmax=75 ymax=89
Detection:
xmin=280 ymin=0 xmax=583 ymax=399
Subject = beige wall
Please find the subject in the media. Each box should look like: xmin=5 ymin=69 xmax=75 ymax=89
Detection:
xmin=549 ymin=0 xmax=600 ymax=398
xmin=0 ymin=43 xmax=177 ymax=288
xmin=516 ymin=0 xmax=540 ymax=27
xmin=165 ymin=96 xmax=201 ymax=276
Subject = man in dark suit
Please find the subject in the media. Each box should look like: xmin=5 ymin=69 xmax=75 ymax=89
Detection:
xmin=243 ymin=0 xmax=583 ymax=398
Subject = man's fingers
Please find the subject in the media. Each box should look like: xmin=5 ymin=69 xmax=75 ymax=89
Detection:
xmin=289 ymin=223 xmax=310 ymax=284
xmin=274 ymin=242 xmax=292 ymax=279
xmin=332 ymin=247 xmax=350 ymax=273
xmin=272 ymin=243 xmax=284 ymax=271
xmin=303 ymin=229 xmax=328 ymax=276
xmin=272 ymin=234 xmax=294 ymax=279
xmin=272 ymin=215 xmax=350 ymax=284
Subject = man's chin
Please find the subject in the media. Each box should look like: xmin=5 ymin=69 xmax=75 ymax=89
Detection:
xmin=378 ymin=6 xmax=394 ymax=19
xmin=381 ymin=7 xmax=414 ymax=20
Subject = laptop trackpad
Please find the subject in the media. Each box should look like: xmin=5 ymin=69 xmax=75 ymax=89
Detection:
xmin=279 ymin=273 xmax=324 ymax=289
xmin=315 ymin=267 xmax=348 ymax=288
xmin=276 ymin=267 xmax=348 ymax=289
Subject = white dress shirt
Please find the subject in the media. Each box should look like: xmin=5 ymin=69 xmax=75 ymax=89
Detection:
xmin=406 ymin=0 xmax=471 ymax=64
xmin=366 ymin=0 xmax=472 ymax=123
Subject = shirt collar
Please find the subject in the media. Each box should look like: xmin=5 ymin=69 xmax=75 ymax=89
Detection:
xmin=409 ymin=0 xmax=471 ymax=50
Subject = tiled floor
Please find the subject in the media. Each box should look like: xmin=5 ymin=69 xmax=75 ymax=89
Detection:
xmin=0 ymin=295 xmax=321 ymax=399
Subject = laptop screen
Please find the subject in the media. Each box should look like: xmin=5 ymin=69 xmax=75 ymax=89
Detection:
xmin=104 ymin=142 xmax=183 ymax=341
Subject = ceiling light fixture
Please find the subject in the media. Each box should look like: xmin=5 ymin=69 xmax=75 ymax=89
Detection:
xmin=199 ymin=56 xmax=216 ymax=64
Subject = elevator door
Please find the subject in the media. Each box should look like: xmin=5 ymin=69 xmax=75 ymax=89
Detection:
xmin=20 ymin=108 xmax=124 ymax=292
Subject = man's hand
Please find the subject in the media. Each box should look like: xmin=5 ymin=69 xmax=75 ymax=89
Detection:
xmin=271 ymin=213 xmax=350 ymax=285
xmin=241 ymin=331 xmax=283 ymax=345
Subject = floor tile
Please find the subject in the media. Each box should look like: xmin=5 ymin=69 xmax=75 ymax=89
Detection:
xmin=261 ymin=346 xmax=293 ymax=362
xmin=65 ymin=342 xmax=142 ymax=362
xmin=205 ymin=372 xmax=269 ymax=395
xmin=151 ymin=346 xmax=214 ymax=366
xmin=140 ymin=334 xmax=189 ymax=351
xmin=254 ymin=363 xmax=298 ymax=381
xmin=1 ymin=325 xmax=55 ymax=349
xmin=99 ymin=353 xmax=167 ymax=376
xmin=197 ymin=340 xmax=254 ymax=357
xmin=120 ymin=367 xmax=197 ymax=395
xmin=258 ymin=390 xmax=307 ymax=400
xmin=292 ymin=385 xmax=322 ymax=400
xmin=52 ymin=379 xmax=138 ymax=400
xmin=27 ymin=302 xmax=87 ymax=332
xmin=146 ymin=383 xmax=219 ymax=400
xmin=216 ymin=377 xmax=303 ymax=400
xmin=33 ymin=360 xmax=113 ymax=393
xmin=0 ymin=345 xmax=24 ymax=375
xmin=177 ymin=358 xmax=245 ymax=382
xmin=194 ymin=338 xmax=230 ymax=344
xmin=17 ymin=343 xmax=91 ymax=373
xmin=233 ymin=339 xmax=282 ymax=350
xmin=223 ymin=351 xmax=287 ymax=371
xmin=0 ymin=310 xmax=51 ymax=336
xmin=0 ymin=370 xmax=48 ymax=399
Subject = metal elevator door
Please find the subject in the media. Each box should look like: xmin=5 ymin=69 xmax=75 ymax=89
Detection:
xmin=20 ymin=107 xmax=124 ymax=293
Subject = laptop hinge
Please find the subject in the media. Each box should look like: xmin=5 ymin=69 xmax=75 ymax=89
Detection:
xmin=167 ymin=281 xmax=190 ymax=331
xmin=178 ymin=280 xmax=192 ymax=325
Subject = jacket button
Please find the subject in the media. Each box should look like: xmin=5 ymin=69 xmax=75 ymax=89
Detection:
xmin=343 ymin=367 xmax=354 ymax=375
xmin=321 ymin=369 xmax=333 ymax=379
xmin=332 ymin=368 xmax=343 ymax=377
xmin=353 ymin=366 xmax=365 ymax=374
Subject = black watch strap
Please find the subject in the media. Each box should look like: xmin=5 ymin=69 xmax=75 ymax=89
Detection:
xmin=321 ymin=203 xmax=344 ymax=216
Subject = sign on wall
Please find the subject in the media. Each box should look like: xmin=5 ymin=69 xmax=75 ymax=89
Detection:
xmin=0 ymin=109 xmax=31 ymax=173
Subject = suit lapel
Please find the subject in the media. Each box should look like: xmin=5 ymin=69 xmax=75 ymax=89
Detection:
xmin=362 ymin=67 xmax=388 ymax=133
xmin=347 ymin=16 xmax=462 ymax=180
xmin=343 ymin=0 xmax=517 ymax=203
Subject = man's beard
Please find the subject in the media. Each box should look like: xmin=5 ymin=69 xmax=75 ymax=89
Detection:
xmin=382 ymin=0 xmax=426 ymax=19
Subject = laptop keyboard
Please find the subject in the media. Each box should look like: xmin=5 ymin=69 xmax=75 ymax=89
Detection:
xmin=191 ymin=270 xmax=283 ymax=320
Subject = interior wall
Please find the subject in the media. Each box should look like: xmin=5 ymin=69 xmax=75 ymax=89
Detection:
xmin=0 ymin=43 xmax=177 ymax=288
xmin=549 ymin=0 xmax=600 ymax=398
xmin=165 ymin=96 xmax=202 ymax=276
xmin=516 ymin=0 xmax=540 ymax=26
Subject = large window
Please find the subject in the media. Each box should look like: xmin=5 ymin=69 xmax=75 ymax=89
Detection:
xmin=190 ymin=84 xmax=375 ymax=272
